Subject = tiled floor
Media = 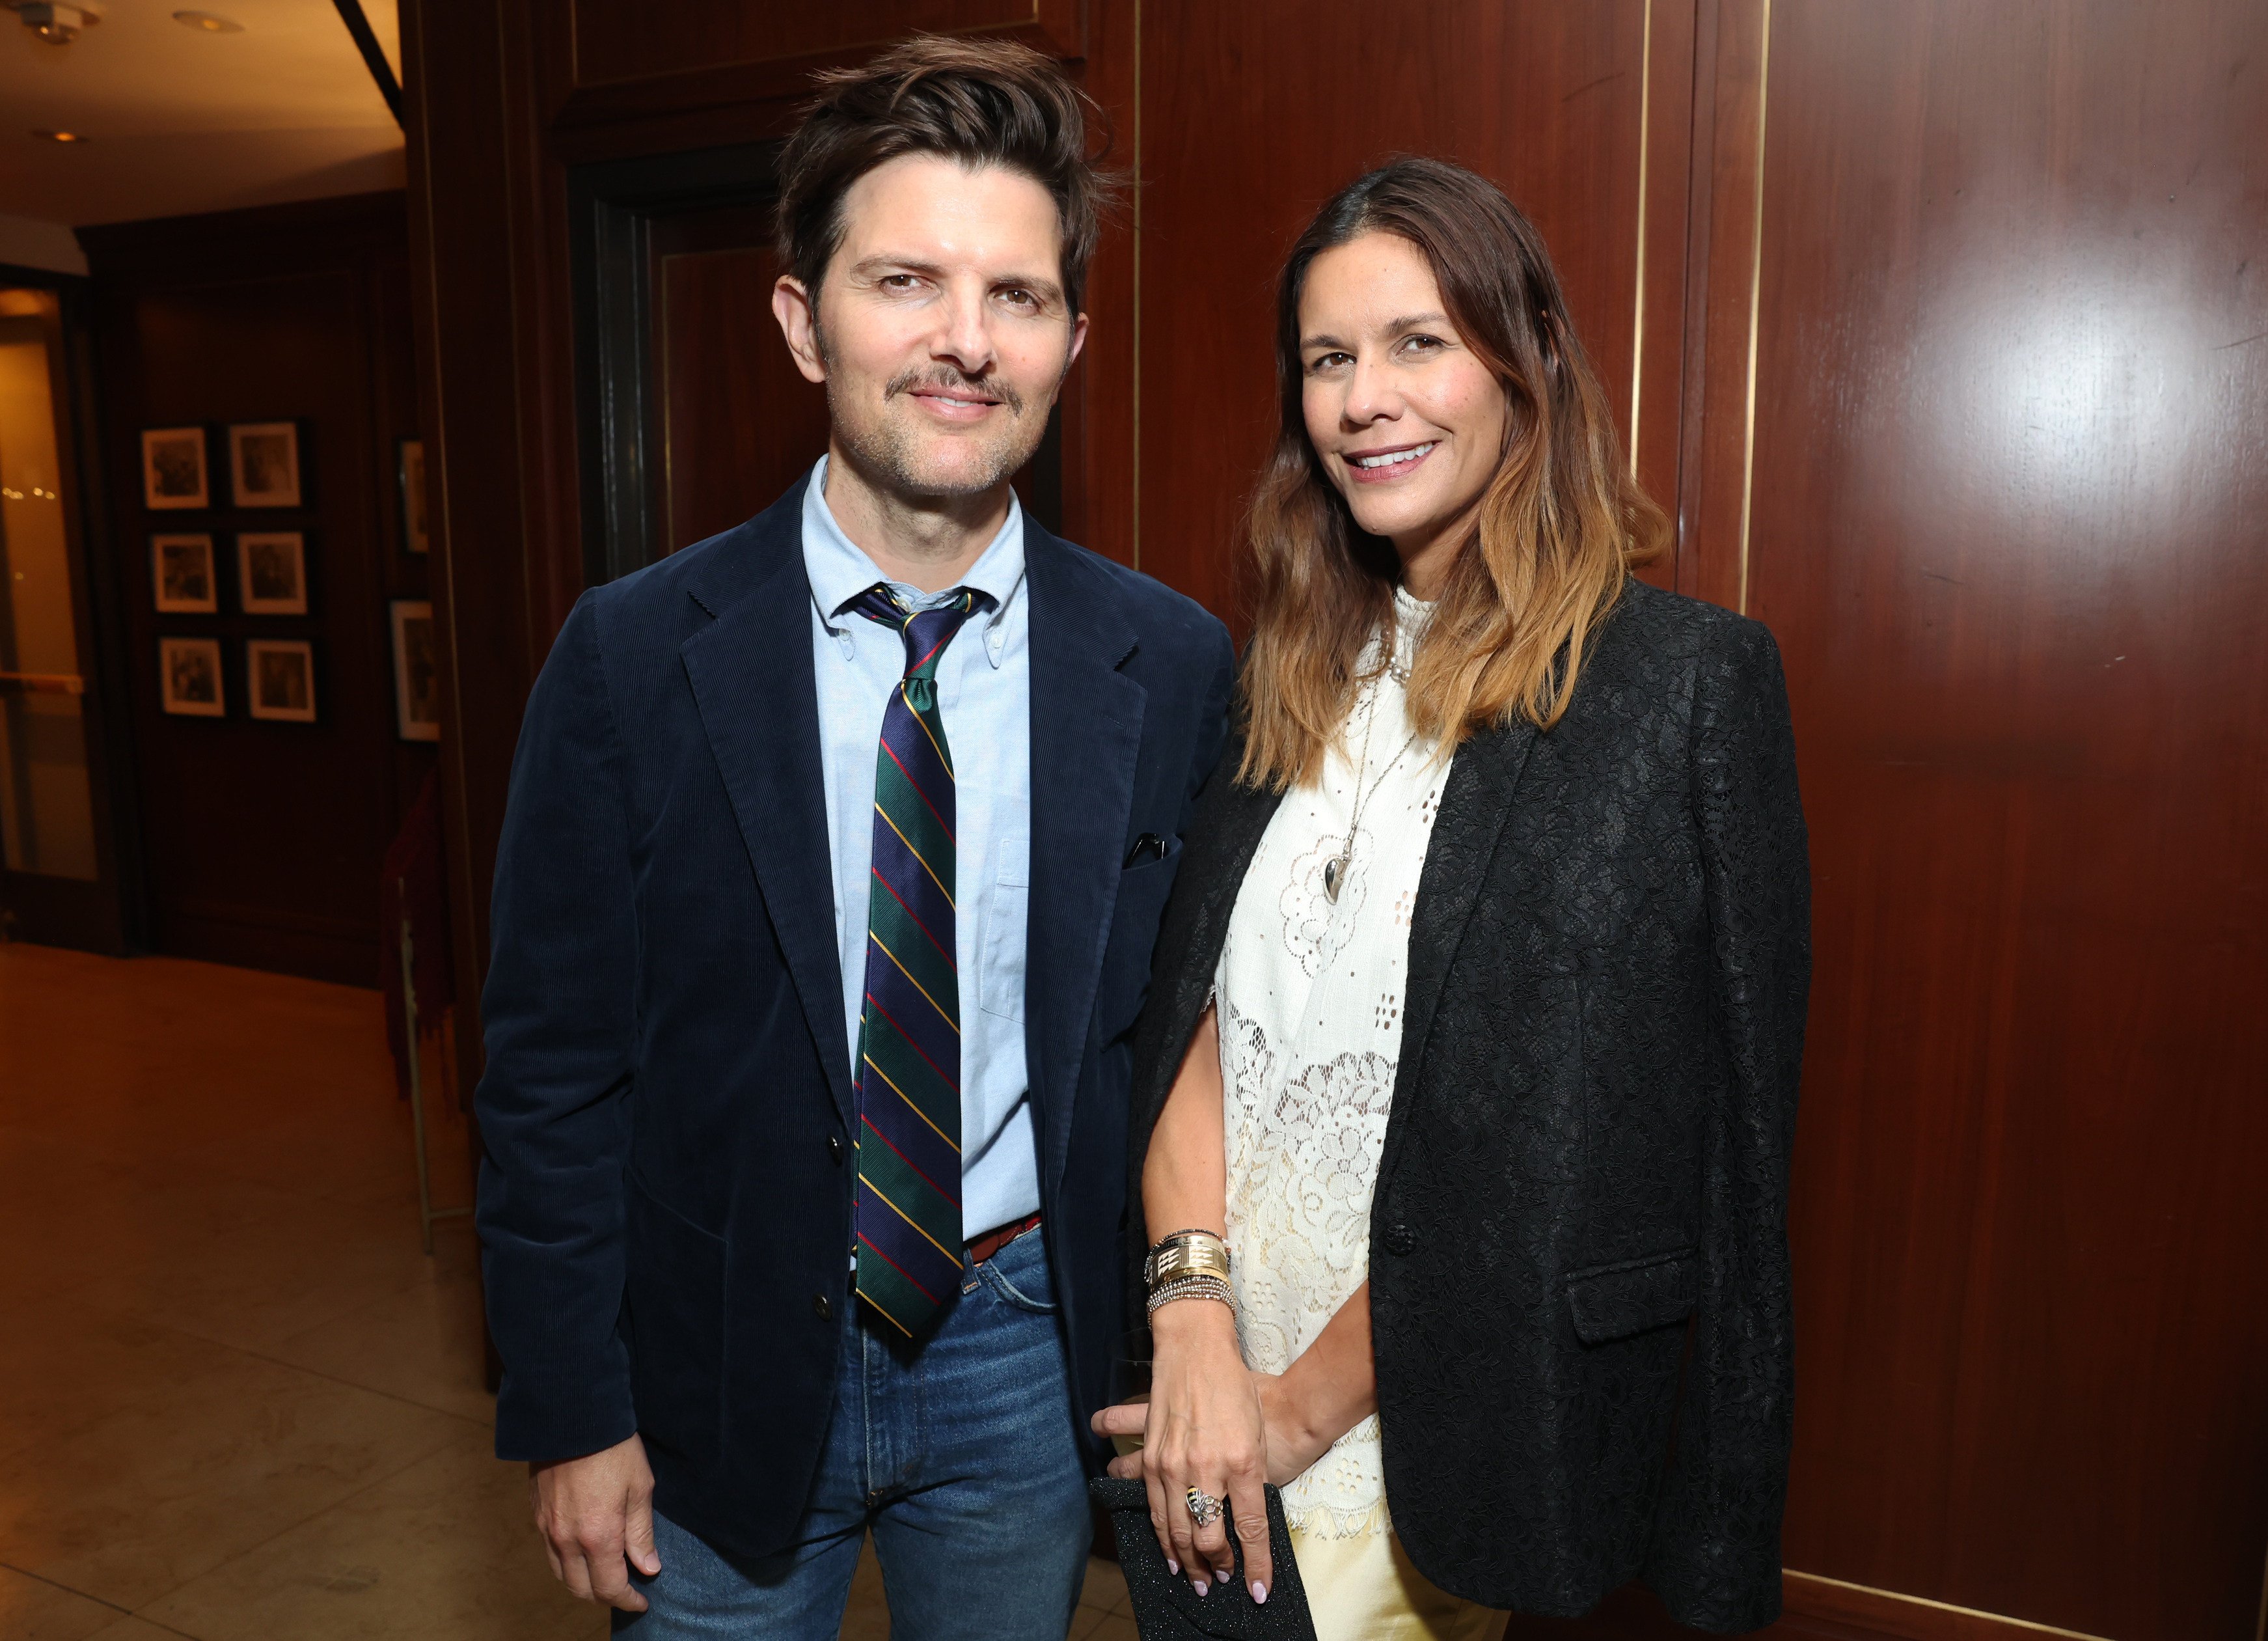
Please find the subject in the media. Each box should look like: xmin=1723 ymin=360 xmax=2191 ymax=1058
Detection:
xmin=0 ymin=943 xmax=1135 ymax=1640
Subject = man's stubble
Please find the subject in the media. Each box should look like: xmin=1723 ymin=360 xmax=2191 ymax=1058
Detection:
xmin=816 ymin=322 xmax=1056 ymax=502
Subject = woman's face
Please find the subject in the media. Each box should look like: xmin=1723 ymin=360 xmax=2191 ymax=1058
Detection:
xmin=1298 ymin=232 xmax=1511 ymax=589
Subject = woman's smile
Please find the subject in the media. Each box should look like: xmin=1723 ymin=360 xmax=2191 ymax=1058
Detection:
xmin=1341 ymin=439 xmax=1441 ymax=483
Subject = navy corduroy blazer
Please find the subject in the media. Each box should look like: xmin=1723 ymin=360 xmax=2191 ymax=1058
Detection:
xmin=476 ymin=476 xmax=1234 ymax=1558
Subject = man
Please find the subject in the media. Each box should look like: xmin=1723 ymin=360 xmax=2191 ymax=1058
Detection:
xmin=476 ymin=36 xmax=1233 ymax=1639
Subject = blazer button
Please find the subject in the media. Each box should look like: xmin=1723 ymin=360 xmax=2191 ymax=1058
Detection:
xmin=828 ymin=1135 xmax=843 ymax=1165
xmin=813 ymin=1294 xmax=832 ymax=1321
xmin=1382 ymin=1224 xmax=1416 ymax=1257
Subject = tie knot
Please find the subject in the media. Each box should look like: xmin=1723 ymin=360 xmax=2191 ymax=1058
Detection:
xmin=848 ymin=585 xmax=983 ymax=682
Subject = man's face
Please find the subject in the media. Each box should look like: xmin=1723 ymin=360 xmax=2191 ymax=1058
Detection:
xmin=774 ymin=154 xmax=1087 ymax=501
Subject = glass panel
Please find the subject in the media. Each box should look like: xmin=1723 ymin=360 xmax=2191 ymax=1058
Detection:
xmin=0 ymin=297 xmax=98 ymax=882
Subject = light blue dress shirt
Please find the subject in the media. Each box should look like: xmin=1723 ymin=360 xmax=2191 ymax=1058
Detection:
xmin=802 ymin=457 xmax=1036 ymax=1241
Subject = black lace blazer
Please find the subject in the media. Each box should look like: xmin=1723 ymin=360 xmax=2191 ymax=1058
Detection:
xmin=1127 ymin=580 xmax=1810 ymax=1633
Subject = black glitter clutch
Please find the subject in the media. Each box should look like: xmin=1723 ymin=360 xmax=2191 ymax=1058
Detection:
xmin=1089 ymin=1477 xmax=1320 ymax=1640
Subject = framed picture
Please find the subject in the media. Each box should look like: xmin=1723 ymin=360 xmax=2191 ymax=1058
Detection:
xmin=389 ymin=599 xmax=440 ymax=742
xmin=151 ymin=533 xmax=217 ymax=613
xmin=228 ymin=421 xmax=301 ymax=508
xmin=246 ymin=639 xmax=317 ymax=723
xmin=398 ymin=439 xmax=429 ymax=554
xmin=236 ymin=531 xmax=308 ymax=615
xmin=158 ymin=637 xmax=225 ymax=717
xmin=141 ymin=426 xmax=209 ymax=510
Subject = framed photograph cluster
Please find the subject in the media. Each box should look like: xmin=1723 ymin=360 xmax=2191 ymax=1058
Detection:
xmin=143 ymin=417 xmax=320 ymax=722
xmin=140 ymin=418 xmax=430 ymax=738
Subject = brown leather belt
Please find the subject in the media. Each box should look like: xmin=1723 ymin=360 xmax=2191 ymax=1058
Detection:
xmin=966 ymin=1211 xmax=1043 ymax=1267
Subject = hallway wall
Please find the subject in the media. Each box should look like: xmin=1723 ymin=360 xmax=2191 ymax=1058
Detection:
xmin=80 ymin=192 xmax=433 ymax=986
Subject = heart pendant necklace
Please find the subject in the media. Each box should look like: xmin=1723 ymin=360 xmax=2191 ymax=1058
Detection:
xmin=1325 ymin=681 xmax=1421 ymax=904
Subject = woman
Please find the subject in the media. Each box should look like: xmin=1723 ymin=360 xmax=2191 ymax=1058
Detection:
xmin=1092 ymin=159 xmax=1809 ymax=1638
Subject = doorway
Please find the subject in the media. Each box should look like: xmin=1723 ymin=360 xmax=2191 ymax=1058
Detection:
xmin=0 ymin=281 xmax=128 ymax=953
xmin=568 ymin=143 xmax=1061 ymax=586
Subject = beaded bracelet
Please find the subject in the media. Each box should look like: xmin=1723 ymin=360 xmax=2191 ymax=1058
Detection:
xmin=1146 ymin=1273 xmax=1237 ymax=1317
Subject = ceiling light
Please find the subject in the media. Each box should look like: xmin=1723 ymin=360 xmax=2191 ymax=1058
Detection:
xmin=171 ymin=9 xmax=240 ymax=30
xmin=33 ymin=130 xmax=90 ymax=143
xmin=12 ymin=3 xmax=101 ymax=44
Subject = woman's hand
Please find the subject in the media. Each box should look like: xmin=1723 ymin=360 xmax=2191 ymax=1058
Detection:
xmin=1099 ymin=1373 xmax=1330 ymax=1487
xmin=1090 ymin=1298 xmax=1276 ymax=1603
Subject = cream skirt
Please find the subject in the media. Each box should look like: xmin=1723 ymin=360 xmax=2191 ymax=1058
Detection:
xmin=1287 ymin=1525 xmax=1508 ymax=1641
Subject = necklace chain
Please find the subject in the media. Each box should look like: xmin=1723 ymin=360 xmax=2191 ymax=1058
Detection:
xmin=1324 ymin=676 xmax=1421 ymax=903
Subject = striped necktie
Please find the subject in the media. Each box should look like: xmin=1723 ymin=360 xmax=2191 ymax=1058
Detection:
xmin=847 ymin=584 xmax=981 ymax=1338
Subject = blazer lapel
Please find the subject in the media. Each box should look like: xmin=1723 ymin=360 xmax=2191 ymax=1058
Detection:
xmin=1024 ymin=528 xmax=1147 ymax=1201
xmin=679 ymin=481 xmax=856 ymax=1125
xmin=1377 ymin=720 xmax=1540 ymax=1184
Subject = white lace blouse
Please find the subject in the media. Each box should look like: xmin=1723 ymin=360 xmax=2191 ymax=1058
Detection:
xmin=1215 ymin=588 xmax=1447 ymax=1539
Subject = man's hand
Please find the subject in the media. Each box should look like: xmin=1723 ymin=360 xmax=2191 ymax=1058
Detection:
xmin=529 ymin=1433 xmax=661 ymax=1612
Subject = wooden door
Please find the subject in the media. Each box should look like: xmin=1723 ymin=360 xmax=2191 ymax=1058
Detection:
xmin=571 ymin=154 xmax=1065 ymax=578
xmin=647 ymin=202 xmax=830 ymax=556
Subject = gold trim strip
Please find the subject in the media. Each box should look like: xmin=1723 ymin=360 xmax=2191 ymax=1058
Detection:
xmin=1734 ymin=0 xmax=1771 ymax=615
xmin=1628 ymin=0 xmax=1652 ymax=477
xmin=2255 ymin=1532 xmax=2267 ymax=1641
xmin=1786 ymin=1571 xmax=2118 ymax=1641
xmin=1130 ymin=0 xmax=1143 ymax=570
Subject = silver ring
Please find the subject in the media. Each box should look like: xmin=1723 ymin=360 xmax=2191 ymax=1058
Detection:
xmin=1185 ymin=1487 xmax=1223 ymax=1528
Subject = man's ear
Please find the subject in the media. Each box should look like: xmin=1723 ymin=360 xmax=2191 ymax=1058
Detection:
xmin=1064 ymin=310 xmax=1090 ymax=376
xmin=772 ymin=275 xmax=828 ymax=385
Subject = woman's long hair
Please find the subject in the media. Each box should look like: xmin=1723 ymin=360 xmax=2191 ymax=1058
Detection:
xmin=1238 ymin=158 xmax=1669 ymax=792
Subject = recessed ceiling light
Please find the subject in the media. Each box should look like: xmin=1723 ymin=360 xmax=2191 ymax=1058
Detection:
xmin=171 ymin=9 xmax=241 ymax=30
xmin=33 ymin=130 xmax=90 ymax=143
xmin=14 ymin=3 xmax=101 ymax=45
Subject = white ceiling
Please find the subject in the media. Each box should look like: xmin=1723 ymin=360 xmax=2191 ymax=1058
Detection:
xmin=0 ymin=0 xmax=403 ymax=232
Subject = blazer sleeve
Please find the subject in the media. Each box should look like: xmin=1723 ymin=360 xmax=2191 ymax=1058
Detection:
xmin=1646 ymin=617 xmax=1812 ymax=1632
xmin=474 ymin=590 xmax=642 ymax=1465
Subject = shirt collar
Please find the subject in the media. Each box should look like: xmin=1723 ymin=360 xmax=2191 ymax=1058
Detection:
xmin=802 ymin=454 xmax=1025 ymax=639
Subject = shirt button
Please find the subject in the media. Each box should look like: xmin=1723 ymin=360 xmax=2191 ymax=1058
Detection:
xmin=813 ymin=1294 xmax=832 ymax=1321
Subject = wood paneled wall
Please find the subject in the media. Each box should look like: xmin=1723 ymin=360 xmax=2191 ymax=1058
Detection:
xmin=1124 ymin=1 xmax=1671 ymax=617
xmin=1753 ymin=6 xmax=2268 ymax=1636
xmin=80 ymin=193 xmax=432 ymax=986
xmin=402 ymin=3 xmax=2268 ymax=1636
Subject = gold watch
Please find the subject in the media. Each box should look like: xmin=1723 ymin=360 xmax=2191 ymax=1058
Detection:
xmin=1143 ymin=1229 xmax=1231 ymax=1288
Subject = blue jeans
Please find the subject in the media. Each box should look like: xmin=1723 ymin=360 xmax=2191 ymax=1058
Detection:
xmin=614 ymin=1226 xmax=1091 ymax=1639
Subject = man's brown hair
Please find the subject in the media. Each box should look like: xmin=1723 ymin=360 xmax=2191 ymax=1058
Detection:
xmin=774 ymin=35 xmax=1111 ymax=316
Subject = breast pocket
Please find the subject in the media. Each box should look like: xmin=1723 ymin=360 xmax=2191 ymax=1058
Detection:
xmin=979 ymin=832 xmax=1029 ymax=1023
